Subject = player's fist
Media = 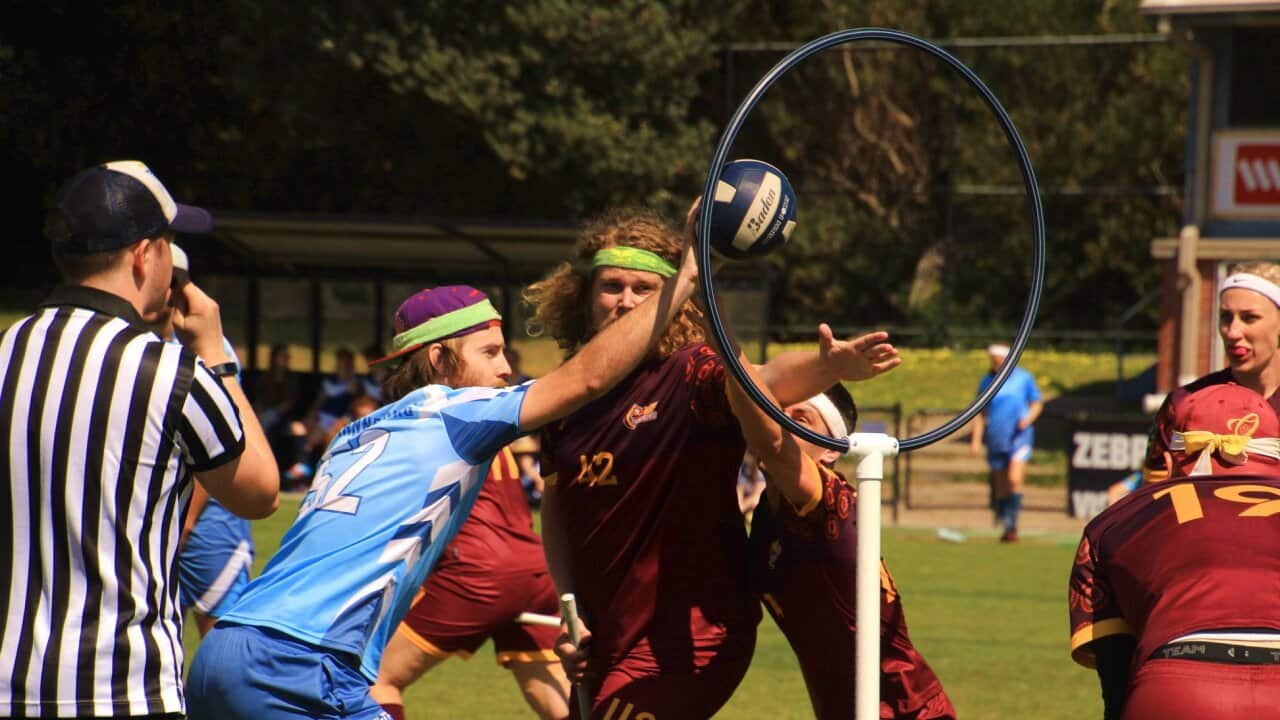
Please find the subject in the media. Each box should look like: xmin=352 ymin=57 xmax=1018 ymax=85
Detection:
xmin=555 ymin=620 xmax=594 ymax=684
xmin=171 ymin=281 xmax=229 ymax=364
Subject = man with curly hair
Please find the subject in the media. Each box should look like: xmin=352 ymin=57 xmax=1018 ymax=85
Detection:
xmin=526 ymin=206 xmax=900 ymax=719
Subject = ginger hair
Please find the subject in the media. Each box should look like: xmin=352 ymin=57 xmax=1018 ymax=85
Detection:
xmin=524 ymin=208 xmax=703 ymax=359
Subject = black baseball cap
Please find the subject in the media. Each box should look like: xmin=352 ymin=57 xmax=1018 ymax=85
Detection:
xmin=45 ymin=160 xmax=214 ymax=255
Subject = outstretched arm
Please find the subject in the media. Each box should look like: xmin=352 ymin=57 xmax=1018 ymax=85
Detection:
xmin=756 ymin=324 xmax=900 ymax=406
xmin=722 ymin=344 xmax=822 ymax=511
xmin=519 ymin=201 xmax=701 ymax=431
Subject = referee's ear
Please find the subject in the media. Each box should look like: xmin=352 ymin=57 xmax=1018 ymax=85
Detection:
xmin=129 ymin=236 xmax=169 ymax=288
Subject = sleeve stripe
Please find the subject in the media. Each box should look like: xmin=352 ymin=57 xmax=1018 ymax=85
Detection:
xmin=1070 ymin=618 xmax=1135 ymax=668
xmin=193 ymin=366 xmax=243 ymax=447
xmin=787 ymin=456 xmax=825 ymax=517
xmin=192 ymin=363 xmax=242 ymax=444
xmin=179 ymin=359 xmax=245 ymax=471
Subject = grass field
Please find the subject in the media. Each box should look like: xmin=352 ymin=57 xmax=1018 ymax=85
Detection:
xmin=511 ymin=339 xmax=1153 ymax=417
xmin=185 ymin=497 xmax=1099 ymax=719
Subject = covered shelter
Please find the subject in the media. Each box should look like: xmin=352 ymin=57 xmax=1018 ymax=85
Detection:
xmin=184 ymin=213 xmax=772 ymax=376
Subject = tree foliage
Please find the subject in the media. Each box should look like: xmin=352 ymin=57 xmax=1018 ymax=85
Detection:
xmin=321 ymin=0 xmax=731 ymax=214
xmin=720 ymin=0 xmax=1186 ymax=336
xmin=2 ymin=0 xmax=1188 ymax=337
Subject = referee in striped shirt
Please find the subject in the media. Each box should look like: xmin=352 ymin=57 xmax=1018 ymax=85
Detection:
xmin=1 ymin=161 xmax=279 ymax=718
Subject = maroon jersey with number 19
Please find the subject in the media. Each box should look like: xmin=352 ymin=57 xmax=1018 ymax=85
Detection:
xmin=540 ymin=343 xmax=760 ymax=665
xmin=1069 ymin=473 xmax=1280 ymax=670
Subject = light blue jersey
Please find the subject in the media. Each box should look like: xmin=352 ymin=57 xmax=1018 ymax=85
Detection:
xmin=217 ymin=383 xmax=527 ymax=680
xmin=977 ymin=366 xmax=1041 ymax=453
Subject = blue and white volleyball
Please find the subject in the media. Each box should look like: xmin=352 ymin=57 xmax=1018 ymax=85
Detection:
xmin=708 ymin=159 xmax=798 ymax=260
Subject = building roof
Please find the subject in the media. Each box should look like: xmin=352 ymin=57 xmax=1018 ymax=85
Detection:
xmin=193 ymin=213 xmax=583 ymax=283
xmin=1140 ymin=0 xmax=1280 ymax=14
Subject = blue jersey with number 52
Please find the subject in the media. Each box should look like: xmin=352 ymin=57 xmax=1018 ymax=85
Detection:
xmin=217 ymin=383 xmax=527 ymax=680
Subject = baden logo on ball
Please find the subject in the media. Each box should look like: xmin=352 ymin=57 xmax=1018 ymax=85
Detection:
xmin=709 ymin=159 xmax=798 ymax=260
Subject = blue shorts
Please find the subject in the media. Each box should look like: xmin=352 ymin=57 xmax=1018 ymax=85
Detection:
xmin=987 ymin=443 xmax=1032 ymax=470
xmin=187 ymin=623 xmax=391 ymax=720
xmin=179 ymin=500 xmax=254 ymax=616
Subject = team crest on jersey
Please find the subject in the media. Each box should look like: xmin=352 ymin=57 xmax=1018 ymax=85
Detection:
xmin=623 ymin=402 xmax=660 ymax=430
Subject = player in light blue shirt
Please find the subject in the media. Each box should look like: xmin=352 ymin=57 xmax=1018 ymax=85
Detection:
xmin=186 ymin=234 xmax=702 ymax=719
xmin=970 ymin=344 xmax=1043 ymax=542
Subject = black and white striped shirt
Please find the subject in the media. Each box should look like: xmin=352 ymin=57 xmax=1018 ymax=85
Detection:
xmin=0 ymin=285 xmax=245 ymax=717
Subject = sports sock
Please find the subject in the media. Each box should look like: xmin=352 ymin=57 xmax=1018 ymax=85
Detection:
xmin=1007 ymin=492 xmax=1024 ymax=529
xmin=994 ymin=496 xmax=1009 ymax=526
xmin=380 ymin=703 xmax=406 ymax=720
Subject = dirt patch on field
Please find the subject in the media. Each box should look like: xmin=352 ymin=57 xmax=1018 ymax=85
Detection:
xmin=880 ymin=479 xmax=1087 ymax=541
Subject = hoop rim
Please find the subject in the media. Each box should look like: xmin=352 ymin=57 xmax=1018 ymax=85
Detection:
xmin=697 ymin=27 xmax=1046 ymax=453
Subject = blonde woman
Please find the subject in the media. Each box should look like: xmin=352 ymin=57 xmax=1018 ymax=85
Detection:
xmin=1143 ymin=261 xmax=1280 ymax=480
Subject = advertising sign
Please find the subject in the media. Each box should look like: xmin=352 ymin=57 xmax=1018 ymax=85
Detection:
xmin=1067 ymin=417 xmax=1151 ymax=520
xmin=1212 ymin=131 xmax=1280 ymax=220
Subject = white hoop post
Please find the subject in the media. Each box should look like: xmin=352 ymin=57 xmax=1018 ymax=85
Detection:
xmin=846 ymin=432 xmax=899 ymax=720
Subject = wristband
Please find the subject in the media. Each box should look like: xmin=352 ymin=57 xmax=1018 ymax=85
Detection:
xmin=208 ymin=362 xmax=239 ymax=378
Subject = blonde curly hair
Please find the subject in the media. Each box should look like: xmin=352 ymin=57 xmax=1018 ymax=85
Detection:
xmin=1228 ymin=261 xmax=1280 ymax=287
xmin=524 ymin=208 xmax=703 ymax=359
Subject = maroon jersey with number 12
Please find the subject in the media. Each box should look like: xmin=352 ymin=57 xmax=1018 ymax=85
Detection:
xmin=1069 ymin=473 xmax=1280 ymax=670
xmin=540 ymin=343 xmax=760 ymax=665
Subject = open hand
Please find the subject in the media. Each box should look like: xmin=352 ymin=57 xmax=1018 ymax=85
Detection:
xmin=817 ymin=324 xmax=901 ymax=381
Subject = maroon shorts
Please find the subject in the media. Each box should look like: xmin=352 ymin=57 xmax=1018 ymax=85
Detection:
xmin=1125 ymin=659 xmax=1280 ymax=719
xmin=398 ymin=566 xmax=559 ymax=666
xmin=572 ymin=627 xmax=756 ymax=720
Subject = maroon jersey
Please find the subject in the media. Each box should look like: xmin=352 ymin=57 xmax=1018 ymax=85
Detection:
xmin=1144 ymin=370 xmax=1280 ymax=480
xmin=432 ymin=446 xmax=546 ymax=578
xmin=540 ymin=343 xmax=759 ymax=664
xmin=750 ymin=461 xmax=953 ymax=719
xmin=1069 ymin=473 xmax=1280 ymax=671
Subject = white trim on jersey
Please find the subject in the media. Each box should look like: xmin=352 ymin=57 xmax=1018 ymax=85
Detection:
xmin=194 ymin=540 xmax=253 ymax=614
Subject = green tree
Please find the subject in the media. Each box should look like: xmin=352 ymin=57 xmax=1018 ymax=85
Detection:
xmin=722 ymin=0 xmax=1185 ymax=337
xmin=327 ymin=0 xmax=733 ymax=215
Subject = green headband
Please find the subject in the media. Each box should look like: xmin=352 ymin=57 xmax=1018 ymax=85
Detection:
xmin=391 ymin=299 xmax=502 ymax=353
xmin=592 ymin=246 xmax=676 ymax=278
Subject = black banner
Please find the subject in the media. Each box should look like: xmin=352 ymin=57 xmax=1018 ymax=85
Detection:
xmin=1067 ymin=417 xmax=1151 ymax=520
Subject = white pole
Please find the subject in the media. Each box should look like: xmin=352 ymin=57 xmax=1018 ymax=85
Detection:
xmin=847 ymin=432 xmax=899 ymax=720
xmin=515 ymin=611 xmax=562 ymax=628
xmin=560 ymin=593 xmax=593 ymax=720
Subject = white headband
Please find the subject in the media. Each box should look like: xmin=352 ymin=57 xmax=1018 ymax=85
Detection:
xmin=1221 ymin=273 xmax=1280 ymax=308
xmin=806 ymin=392 xmax=849 ymax=439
